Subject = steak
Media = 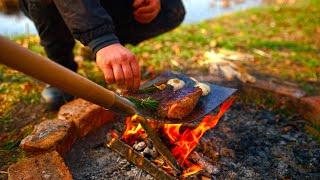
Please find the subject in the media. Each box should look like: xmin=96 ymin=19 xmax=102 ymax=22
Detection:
xmin=158 ymin=86 xmax=202 ymax=119
xmin=125 ymin=85 xmax=202 ymax=119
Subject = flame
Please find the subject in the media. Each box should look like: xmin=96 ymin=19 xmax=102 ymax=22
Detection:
xmin=111 ymin=131 xmax=119 ymax=138
xmin=153 ymin=159 xmax=163 ymax=164
xmin=122 ymin=117 xmax=143 ymax=145
xmin=164 ymin=97 xmax=235 ymax=175
xmin=121 ymin=97 xmax=235 ymax=177
xmin=182 ymin=164 xmax=202 ymax=177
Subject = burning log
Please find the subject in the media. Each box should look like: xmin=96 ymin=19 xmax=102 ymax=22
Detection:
xmin=190 ymin=151 xmax=220 ymax=175
xmin=153 ymin=156 xmax=166 ymax=167
xmin=105 ymin=135 xmax=177 ymax=180
xmin=131 ymin=115 xmax=182 ymax=176
xmin=110 ymin=98 xmax=235 ymax=179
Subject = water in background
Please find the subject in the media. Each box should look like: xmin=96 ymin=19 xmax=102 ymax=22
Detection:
xmin=0 ymin=0 xmax=262 ymax=35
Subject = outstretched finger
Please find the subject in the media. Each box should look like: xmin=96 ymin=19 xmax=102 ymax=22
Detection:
xmin=122 ymin=64 xmax=134 ymax=90
xmin=130 ymin=59 xmax=141 ymax=91
xmin=103 ymin=65 xmax=115 ymax=85
xmin=112 ymin=64 xmax=125 ymax=87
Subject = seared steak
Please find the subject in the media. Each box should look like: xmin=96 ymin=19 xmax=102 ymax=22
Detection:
xmin=125 ymin=85 xmax=202 ymax=119
xmin=158 ymin=87 xmax=202 ymax=119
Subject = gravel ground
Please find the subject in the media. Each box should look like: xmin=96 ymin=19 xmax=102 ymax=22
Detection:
xmin=65 ymin=102 xmax=320 ymax=180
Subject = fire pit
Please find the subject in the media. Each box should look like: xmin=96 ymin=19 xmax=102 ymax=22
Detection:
xmin=105 ymin=97 xmax=234 ymax=179
xmin=63 ymin=100 xmax=320 ymax=179
xmin=88 ymin=71 xmax=237 ymax=179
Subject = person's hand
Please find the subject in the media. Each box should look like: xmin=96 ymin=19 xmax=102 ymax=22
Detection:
xmin=133 ymin=0 xmax=161 ymax=24
xmin=96 ymin=43 xmax=140 ymax=91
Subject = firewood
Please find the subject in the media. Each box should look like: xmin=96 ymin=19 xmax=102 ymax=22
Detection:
xmin=137 ymin=132 xmax=148 ymax=141
xmin=190 ymin=151 xmax=220 ymax=175
xmin=105 ymin=136 xmax=177 ymax=180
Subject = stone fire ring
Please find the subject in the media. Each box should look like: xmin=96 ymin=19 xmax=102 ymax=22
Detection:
xmin=8 ymin=98 xmax=119 ymax=179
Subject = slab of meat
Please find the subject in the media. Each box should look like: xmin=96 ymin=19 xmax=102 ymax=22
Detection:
xmin=158 ymin=87 xmax=202 ymax=119
xmin=125 ymin=85 xmax=202 ymax=119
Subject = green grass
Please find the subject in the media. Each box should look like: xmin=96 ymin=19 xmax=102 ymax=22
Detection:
xmin=0 ymin=65 xmax=42 ymax=131
xmin=126 ymin=0 xmax=320 ymax=94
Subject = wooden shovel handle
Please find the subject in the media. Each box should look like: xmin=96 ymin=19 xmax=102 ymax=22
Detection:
xmin=0 ymin=36 xmax=136 ymax=116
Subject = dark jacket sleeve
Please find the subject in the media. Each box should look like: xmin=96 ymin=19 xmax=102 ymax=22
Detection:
xmin=52 ymin=0 xmax=120 ymax=50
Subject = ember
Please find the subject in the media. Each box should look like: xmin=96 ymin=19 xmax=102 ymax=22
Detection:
xmin=120 ymin=97 xmax=235 ymax=178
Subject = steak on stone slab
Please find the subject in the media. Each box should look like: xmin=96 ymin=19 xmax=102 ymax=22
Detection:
xmin=125 ymin=85 xmax=202 ymax=119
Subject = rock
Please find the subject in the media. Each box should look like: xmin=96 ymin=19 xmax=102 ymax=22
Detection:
xmin=20 ymin=119 xmax=77 ymax=156
xmin=281 ymin=134 xmax=297 ymax=142
xmin=243 ymin=79 xmax=306 ymax=109
xmin=245 ymin=79 xmax=306 ymax=99
xmin=57 ymin=98 xmax=118 ymax=137
xmin=133 ymin=141 xmax=147 ymax=151
xmin=299 ymin=96 xmax=320 ymax=124
xmin=142 ymin=147 xmax=153 ymax=157
xmin=8 ymin=151 xmax=73 ymax=180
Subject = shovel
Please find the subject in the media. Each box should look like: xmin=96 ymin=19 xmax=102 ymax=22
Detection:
xmin=0 ymin=36 xmax=236 ymax=123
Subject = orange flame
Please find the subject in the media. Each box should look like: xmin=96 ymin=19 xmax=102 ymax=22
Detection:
xmin=122 ymin=117 xmax=143 ymax=145
xmin=121 ymin=97 xmax=235 ymax=177
xmin=111 ymin=131 xmax=119 ymax=138
xmin=182 ymin=164 xmax=202 ymax=177
xmin=164 ymin=97 xmax=235 ymax=174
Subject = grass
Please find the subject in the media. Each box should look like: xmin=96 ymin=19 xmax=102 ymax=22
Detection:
xmin=125 ymin=0 xmax=320 ymax=95
xmin=0 ymin=0 xmax=319 ymax=174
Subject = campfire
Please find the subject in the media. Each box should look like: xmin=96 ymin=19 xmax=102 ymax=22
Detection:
xmin=106 ymin=97 xmax=235 ymax=179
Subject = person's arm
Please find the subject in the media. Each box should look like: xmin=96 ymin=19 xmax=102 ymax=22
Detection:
xmin=52 ymin=0 xmax=140 ymax=90
xmin=53 ymin=0 xmax=115 ymax=46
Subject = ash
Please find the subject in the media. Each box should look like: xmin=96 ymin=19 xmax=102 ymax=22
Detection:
xmin=65 ymin=102 xmax=320 ymax=180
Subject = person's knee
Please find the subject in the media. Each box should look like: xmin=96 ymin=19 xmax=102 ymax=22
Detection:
xmin=172 ymin=0 xmax=186 ymax=24
xmin=162 ymin=0 xmax=186 ymax=28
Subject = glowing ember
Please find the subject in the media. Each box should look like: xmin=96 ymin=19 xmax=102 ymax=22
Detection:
xmin=121 ymin=97 xmax=235 ymax=177
xmin=111 ymin=131 xmax=119 ymax=138
xmin=182 ymin=164 xmax=202 ymax=177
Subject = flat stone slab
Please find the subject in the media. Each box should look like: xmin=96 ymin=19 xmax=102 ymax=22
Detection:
xmin=20 ymin=119 xmax=77 ymax=156
xmin=57 ymin=98 xmax=118 ymax=137
xmin=300 ymin=96 xmax=320 ymax=124
xmin=242 ymin=79 xmax=307 ymax=110
xmin=8 ymin=151 xmax=73 ymax=180
xmin=244 ymin=79 xmax=306 ymax=99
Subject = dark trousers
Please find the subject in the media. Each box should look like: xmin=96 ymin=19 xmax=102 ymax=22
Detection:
xmin=19 ymin=0 xmax=185 ymax=71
